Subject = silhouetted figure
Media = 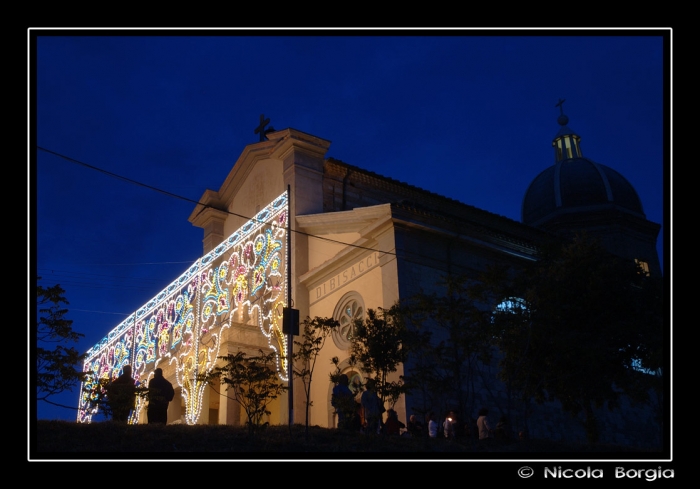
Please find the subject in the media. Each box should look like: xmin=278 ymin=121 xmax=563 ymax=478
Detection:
xmin=361 ymin=378 xmax=384 ymax=434
xmin=477 ymin=407 xmax=493 ymax=440
xmin=107 ymin=365 xmax=136 ymax=422
xmin=495 ymin=414 xmax=510 ymax=440
xmin=462 ymin=416 xmax=475 ymax=439
xmin=147 ymin=368 xmax=174 ymax=424
xmin=350 ymin=401 xmax=363 ymax=432
xmin=407 ymin=414 xmax=425 ymax=437
xmin=383 ymin=408 xmax=405 ymax=435
xmin=331 ymin=374 xmax=355 ymax=430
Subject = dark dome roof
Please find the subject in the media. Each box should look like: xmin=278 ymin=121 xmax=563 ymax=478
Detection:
xmin=522 ymin=157 xmax=646 ymax=226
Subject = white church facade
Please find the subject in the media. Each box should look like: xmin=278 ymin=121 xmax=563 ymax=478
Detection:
xmin=78 ymin=115 xmax=662 ymax=448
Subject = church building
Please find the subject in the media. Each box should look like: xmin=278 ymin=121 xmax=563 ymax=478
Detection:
xmin=78 ymin=107 xmax=662 ymax=447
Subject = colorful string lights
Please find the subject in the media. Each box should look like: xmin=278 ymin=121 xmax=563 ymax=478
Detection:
xmin=78 ymin=192 xmax=289 ymax=424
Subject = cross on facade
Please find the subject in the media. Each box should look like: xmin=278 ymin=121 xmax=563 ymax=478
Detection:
xmin=254 ymin=114 xmax=271 ymax=142
xmin=555 ymin=98 xmax=566 ymax=115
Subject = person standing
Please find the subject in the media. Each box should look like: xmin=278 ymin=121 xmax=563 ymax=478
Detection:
xmin=443 ymin=410 xmax=457 ymax=439
xmin=360 ymin=378 xmax=384 ymax=434
xmin=383 ymin=408 xmax=405 ymax=435
xmin=331 ymin=374 xmax=355 ymax=430
xmin=495 ymin=414 xmax=510 ymax=440
xmin=147 ymin=368 xmax=175 ymax=424
xmin=427 ymin=411 xmax=439 ymax=438
xmin=107 ymin=365 xmax=136 ymax=422
xmin=477 ymin=407 xmax=493 ymax=440
xmin=407 ymin=414 xmax=425 ymax=437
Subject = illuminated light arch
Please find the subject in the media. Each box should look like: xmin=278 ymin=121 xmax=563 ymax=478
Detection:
xmin=78 ymin=191 xmax=289 ymax=424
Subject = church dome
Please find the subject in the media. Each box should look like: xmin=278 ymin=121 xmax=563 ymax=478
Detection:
xmin=521 ymin=103 xmax=646 ymax=227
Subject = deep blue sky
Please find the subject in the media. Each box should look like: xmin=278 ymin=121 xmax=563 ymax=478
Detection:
xmin=33 ymin=30 xmax=669 ymax=421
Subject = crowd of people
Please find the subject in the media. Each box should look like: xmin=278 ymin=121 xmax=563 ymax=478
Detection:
xmin=419 ymin=408 xmax=514 ymax=441
xmin=331 ymin=376 xmax=517 ymax=440
xmin=108 ymin=366 xmax=518 ymax=440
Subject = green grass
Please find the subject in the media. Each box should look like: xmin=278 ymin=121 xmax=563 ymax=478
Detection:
xmin=32 ymin=420 xmax=656 ymax=459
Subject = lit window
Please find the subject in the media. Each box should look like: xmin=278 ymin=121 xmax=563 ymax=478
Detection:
xmin=491 ymin=297 xmax=529 ymax=340
xmin=493 ymin=297 xmax=529 ymax=317
xmin=629 ymin=357 xmax=660 ymax=376
xmin=635 ymin=259 xmax=650 ymax=276
xmin=332 ymin=292 xmax=365 ymax=350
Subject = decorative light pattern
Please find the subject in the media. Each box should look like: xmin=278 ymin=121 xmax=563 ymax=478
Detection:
xmin=78 ymin=192 xmax=289 ymax=424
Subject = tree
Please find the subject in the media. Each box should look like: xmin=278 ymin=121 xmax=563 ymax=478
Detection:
xmin=475 ymin=264 xmax=540 ymax=438
xmin=292 ymin=316 xmax=339 ymax=435
xmin=350 ymin=306 xmax=409 ymax=408
xmin=204 ymin=350 xmax=287 ymax=435
xmin=486 ymin=234 xmax=664 ymax=443
xmin=36 ymin=277 xmax=86 ymax=406
xmin=400 ymin=275 xmax=494 ymax=422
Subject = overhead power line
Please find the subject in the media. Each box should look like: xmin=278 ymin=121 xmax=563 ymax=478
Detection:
xmin=38 ymin=146 xmax=510 ymax=278
xmin=37 ymin=146 xmax=399 ymax=258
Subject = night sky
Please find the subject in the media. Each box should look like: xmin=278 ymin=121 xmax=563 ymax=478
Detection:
xmin=33 ymin=30 xmax=669 ymax=422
